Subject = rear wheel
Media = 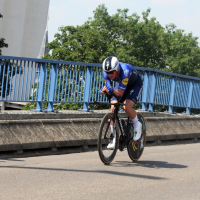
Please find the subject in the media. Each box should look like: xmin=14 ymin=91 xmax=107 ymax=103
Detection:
xmin=98 ymin=113 xmax=119 ymax=164
xmin=127 ymin=113 xmax=146 ymax=161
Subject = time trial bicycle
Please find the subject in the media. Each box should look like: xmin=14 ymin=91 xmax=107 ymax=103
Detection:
xmin=97 ymin=98 xmax=146 ymax=165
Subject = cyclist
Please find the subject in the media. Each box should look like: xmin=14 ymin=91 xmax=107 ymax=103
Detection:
xmin=100 ymin=56 xmax=143 ymax=149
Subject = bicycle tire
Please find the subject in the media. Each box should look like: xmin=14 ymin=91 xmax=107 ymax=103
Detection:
xmin=98 ymin=113 xmax=119 ymax=164
xmin=127 ymin=113 xmax=146 ymax=161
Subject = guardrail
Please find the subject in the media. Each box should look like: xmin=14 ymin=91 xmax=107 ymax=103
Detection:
xmin=0 ymin=55 xmax=200 ymax=114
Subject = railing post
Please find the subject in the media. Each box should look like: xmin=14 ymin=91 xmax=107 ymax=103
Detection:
xmin=81 ymin=66 xmax=93 ymax=111
xmin=47 ymin=63 xmax=58 ymax=112
xmin=141 ymin=71 xmax=149 ymax=110
xmin=168 ymin=76 xmax=176 ymax=113
xmin=186 ymin=79 xmax=194 ymax=114
xmin=148 ymin=72 xmax=157 ymax=111
xmin=35 ymin=62 xmax=46 ymax=111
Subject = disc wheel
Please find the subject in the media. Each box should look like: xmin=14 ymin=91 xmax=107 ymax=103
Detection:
xmin=127 ymin=113 xmax=146 ymax=161
xmin=98 ymin=113 xmax=119 ymax=164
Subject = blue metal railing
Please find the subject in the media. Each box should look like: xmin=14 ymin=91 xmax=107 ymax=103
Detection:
xmin=1 ymin=55 xmax=200 ymax=114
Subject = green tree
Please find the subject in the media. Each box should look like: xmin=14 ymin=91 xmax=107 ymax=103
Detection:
xmin=0 ymin=13 xmax=8 ymax=55
xmin=160 ymin=24 xmax=200 ymax=76
xmin=44 ymin=4 xmax=200 ymax=77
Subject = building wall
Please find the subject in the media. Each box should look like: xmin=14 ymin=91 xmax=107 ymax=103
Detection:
xmin=0 ymin=0 xmax=49 ymax=58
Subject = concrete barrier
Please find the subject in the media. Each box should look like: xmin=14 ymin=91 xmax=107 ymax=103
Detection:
xmin=0 ymin=110 xmax=200 ymax=154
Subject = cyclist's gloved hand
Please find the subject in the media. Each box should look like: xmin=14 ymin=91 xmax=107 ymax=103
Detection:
xmin=99 ymin=87 xmax=104 ymax=94
xmin=106 ymin=86 xmax=114 ymax=94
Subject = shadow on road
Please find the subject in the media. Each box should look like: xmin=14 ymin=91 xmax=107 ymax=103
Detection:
xmin=0 ymin=165 xmax=166 ymax=180
xmin=113 ymin=160 xmax=188 ymax=169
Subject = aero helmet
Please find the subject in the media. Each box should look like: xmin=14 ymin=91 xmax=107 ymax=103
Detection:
xmin=102 ymin=56 xmax=119 ymax=72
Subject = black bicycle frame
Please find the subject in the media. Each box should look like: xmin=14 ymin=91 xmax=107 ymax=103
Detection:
xmin=113 ymin=104 xmax=135 ymax=143
xmin=113 ymin=106 xmax=128 ymax=137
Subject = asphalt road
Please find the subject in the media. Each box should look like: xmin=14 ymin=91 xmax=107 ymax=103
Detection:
xmin=0 ymin=143 xmax=200 ymax=200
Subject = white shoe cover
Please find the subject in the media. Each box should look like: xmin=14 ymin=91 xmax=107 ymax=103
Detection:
xmin=133 ymin=122 xmax=142 ymax=141
xmin=107 ymin=137 xmax=116 ymax=149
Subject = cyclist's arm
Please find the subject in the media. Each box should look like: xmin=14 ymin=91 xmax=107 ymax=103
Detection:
xmin=100 ymin=72 xmax=112 ymax=95
xmin=112 ymin=89 xmax=124 ymax=100
xmin=103 ymin=87 xmax=124 ymax=100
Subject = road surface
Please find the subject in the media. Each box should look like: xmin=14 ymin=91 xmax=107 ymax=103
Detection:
xmin=0 ymin=143 xmax=200 ymax=200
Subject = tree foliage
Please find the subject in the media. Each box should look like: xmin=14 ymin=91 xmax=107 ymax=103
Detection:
xmin=0 ymin=13 xmax=8 ymax=55
xmin=45 ymin=4 xmax=200 ymax=77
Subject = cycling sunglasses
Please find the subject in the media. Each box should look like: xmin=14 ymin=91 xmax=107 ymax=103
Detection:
xmin=105 ymin=71 xmax=115 ymax=75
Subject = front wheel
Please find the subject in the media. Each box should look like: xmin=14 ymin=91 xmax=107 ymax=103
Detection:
xmin=127 ymin=113 xmax=146 ymax=161
xmin=98 ymin=113 xmax=119 ymax=165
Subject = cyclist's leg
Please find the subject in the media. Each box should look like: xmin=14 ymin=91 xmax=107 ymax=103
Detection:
xmin=123 ymin=99 xmax=136 ymax=119
xmin=107 ymin=97 xmax=118 ymax=149
xmin=123 ymin=100 xmax=139 ymax=126
xmin=110 ymin=85 xmax=119 ymax=125
xmin=123 ymin=100 xmax=142 ymax=140
xmin=121 ymin=83 xmax=143 ymax=141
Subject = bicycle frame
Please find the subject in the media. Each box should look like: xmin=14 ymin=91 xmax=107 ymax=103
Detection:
xmin=112 ymin=104 xmax=133 ymax=142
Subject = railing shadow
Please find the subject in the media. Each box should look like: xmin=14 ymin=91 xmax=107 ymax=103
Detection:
xmin=0 ymin=165 xmax=166 ymax=180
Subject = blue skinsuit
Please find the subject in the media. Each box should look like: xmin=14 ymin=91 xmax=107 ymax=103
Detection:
xmin=103 ymin=62 xmax=143 ymax=103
